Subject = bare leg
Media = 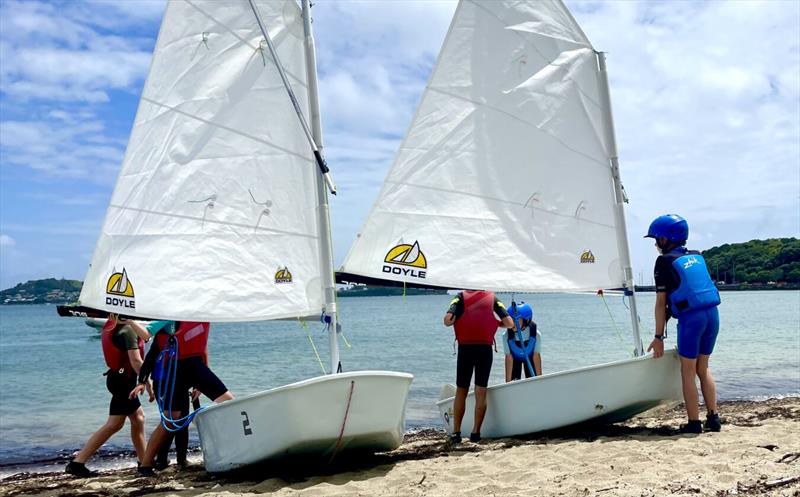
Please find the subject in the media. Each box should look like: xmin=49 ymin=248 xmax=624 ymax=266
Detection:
xmin=504 ymin=355 xmax=513 ymax=383
xmin=175 ymin=425 xmax=189 ymax=465
xmin=696 ymin=354 xmax=717 ymax=413
xmin=533 ymin=353 xmax=542 ymax=376
xmin=680 ymin=356 xmax=700 ymax=420
xmin=140 ymin=411 xmax=181 ymax=467
xmin=128 ymin=408 xmax=146 ymax=463
xmin=74 ymin=416 xmax=126 ymax=464
xmin=472 ymin=386 xmax=488 ymax=434
xmin=453 ymin=387 xmax=468 ymax=434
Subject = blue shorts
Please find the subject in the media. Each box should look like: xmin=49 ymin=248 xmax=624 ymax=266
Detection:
xmin=677 ymin=306 xmax=720 ymax=359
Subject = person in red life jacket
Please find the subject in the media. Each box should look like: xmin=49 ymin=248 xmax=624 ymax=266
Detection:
xmin=130 ymin=321 xmax=234 ymax=476
xmin=129 ymin=321 xmax=193 ymax=470
xmin=65 ymin=314 xmax=151 ymax=478
xmin=443 ymin=290 xmax=515 ymax=443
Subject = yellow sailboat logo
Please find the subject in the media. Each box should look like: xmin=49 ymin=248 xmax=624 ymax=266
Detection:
xmin=383 ymin=241 xmax=427 ymax=279
xmin=384 ymin=241 xmax=427 ymax=269
xmin=275 ymin=267 xmax=293 ymax=284
xmin=580 ymin=250 xmax=596 ymax=264
xmin=106 ymin=269 xmax=135 ymax=297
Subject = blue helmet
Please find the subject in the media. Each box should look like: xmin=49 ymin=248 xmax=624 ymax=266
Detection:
xmin=644 ymin=214 xmax=688 ymax=243
xmin=510 ymin=302 xmax=533 ymax=322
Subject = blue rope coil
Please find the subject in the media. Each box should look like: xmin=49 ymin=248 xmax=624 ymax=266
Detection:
xmin=154 ymin=336 xmax=205 ymax=432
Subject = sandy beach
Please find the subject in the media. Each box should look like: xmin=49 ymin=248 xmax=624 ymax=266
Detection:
xmin=1 ymin=397 xmax=798 ymax=497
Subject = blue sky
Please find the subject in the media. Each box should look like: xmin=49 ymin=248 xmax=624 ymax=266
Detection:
xmin=0 ymin=0 xmax=798 ymax=290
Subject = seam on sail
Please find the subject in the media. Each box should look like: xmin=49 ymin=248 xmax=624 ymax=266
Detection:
xmin=379 ymin=181 xmax=616 ymax=230
xmin=140 ymin=97 xmax=314 ymax=164
xmin=467 ymin=0 xmax=602 ymax=110
xmin=183 ymin=0 xmax=307 ymax=89
xmin=108 ymin=204 xmax=319 ymax=239
xmin=426 ymin=87 xmax=608 ymax=170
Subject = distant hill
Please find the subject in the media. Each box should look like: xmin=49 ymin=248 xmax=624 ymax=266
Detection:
xmin=702 ymin=238 xmax=800 ymax=284
xmin=1 ymin=278 xmax=82 ymax=304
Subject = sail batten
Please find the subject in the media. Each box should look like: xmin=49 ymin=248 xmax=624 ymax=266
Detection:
xmin=80 ymin=0 xmax=325 ymax=322
xmin=341 ymin=0 xmax=624 ymax=293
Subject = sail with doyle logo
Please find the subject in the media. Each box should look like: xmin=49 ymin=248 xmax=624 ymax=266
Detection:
xmin=339 ymin=0 xmax=627 ymax=293
xmin=78 ymin=0 xmax=324 ymax=322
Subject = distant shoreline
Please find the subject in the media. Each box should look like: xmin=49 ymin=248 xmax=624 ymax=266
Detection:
xmin=2 ymin=284 xmax=799 ymax=306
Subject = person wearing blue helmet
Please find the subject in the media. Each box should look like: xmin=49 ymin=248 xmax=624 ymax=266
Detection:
xmin=645 ymin=214 xmax=722 ymax=434
xmin=502 ymin=302 xmax=542 ymax=381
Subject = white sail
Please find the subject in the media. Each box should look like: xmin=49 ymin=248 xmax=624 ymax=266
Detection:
xmin=340 ymin=0 xmax=625 ymax=293
xmin=80 ymin=0 xmax=324 ymax=321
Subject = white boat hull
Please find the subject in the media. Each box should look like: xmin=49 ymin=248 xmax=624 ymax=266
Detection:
xmin=194 ymin=371 xmax=413 ymax=472
xmin=436 ymin=350 xmax=682 ymax=438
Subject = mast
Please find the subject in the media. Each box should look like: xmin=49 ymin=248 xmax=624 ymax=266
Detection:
xmin=595 ymin=51 xmax=644 ymax=357
xmin=302 ymin=0 xmax=340 ymax=373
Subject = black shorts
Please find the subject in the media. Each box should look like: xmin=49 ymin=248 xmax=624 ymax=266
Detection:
xmin=456 ymin=344 xmax=493 ymax=388
xmin=106 ymin=372 xmax=141 ymax=416
xmin=511 ymin=350 xmax=536 ymax=380
xmin=172 ymin=357 xmax=227 ymax=408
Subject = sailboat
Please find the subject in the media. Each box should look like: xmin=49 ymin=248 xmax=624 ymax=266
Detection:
xmin=74 ymin=0 xmax=412 ymax=472
xmin=338 ymin=0 xmax=682 ymax=438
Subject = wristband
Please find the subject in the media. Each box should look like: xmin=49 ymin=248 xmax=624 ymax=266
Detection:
xmin=654 ymin=335 xmax=664 ymax=341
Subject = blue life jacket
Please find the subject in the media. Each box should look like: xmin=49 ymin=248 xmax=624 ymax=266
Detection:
xmin=507 ymin=322 xmax=537 ymax=367
xmin=668 ymin=248 xmax=721 ymax=318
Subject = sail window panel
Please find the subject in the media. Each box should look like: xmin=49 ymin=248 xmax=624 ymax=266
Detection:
xmin=80 ymin=231 xmax=324 ymax=322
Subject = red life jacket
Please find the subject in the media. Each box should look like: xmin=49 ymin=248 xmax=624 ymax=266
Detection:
xmin=453 ymin=290 xmax=499 ymax=345
xmin=156 ymin=321 xmax=210 ymax=360
xmin=101 ymin=319 xmax=145 ymax=376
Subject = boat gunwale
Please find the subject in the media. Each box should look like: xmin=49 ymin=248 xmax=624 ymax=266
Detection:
xmin=435 ymin=348 xmax=679 ymax=406
xmin=196 ymin=370 xmax=414 ymax=416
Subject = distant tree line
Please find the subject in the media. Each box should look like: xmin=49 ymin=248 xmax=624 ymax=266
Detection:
xmin=0 ymin=278 xmax=82 ymax=304
xmin=703 ymin=238 xmax=800 ymax=284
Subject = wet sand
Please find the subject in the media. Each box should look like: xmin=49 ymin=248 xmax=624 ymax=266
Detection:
xmin=1 ymin=397 xmax=798 ymax=497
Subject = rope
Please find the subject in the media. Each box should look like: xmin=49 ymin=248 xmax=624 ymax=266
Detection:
xmin=332 ymin=284 xmax=351 ymax=349
xmin=596 ymin=290 xmax=631 ymax=355
xmin=298 ymin=318 xmax=326 ymax=374
xmin=154 ymin=337 xmax=205 ymax=432
xmin=329 ymin=380 xmax=355 ymax=464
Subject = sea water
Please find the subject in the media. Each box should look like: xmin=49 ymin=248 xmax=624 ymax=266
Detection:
xmin=0 ymin=291 xmax=798 ymax=471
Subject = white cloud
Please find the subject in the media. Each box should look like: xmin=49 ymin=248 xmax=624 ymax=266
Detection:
xmin=0 ymin=0 xmax=157 ymax=104
xmin=0 ymin=235 xmax=15 ymax=247
xmin=0 ymin=110 xmax=123 ymax=180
